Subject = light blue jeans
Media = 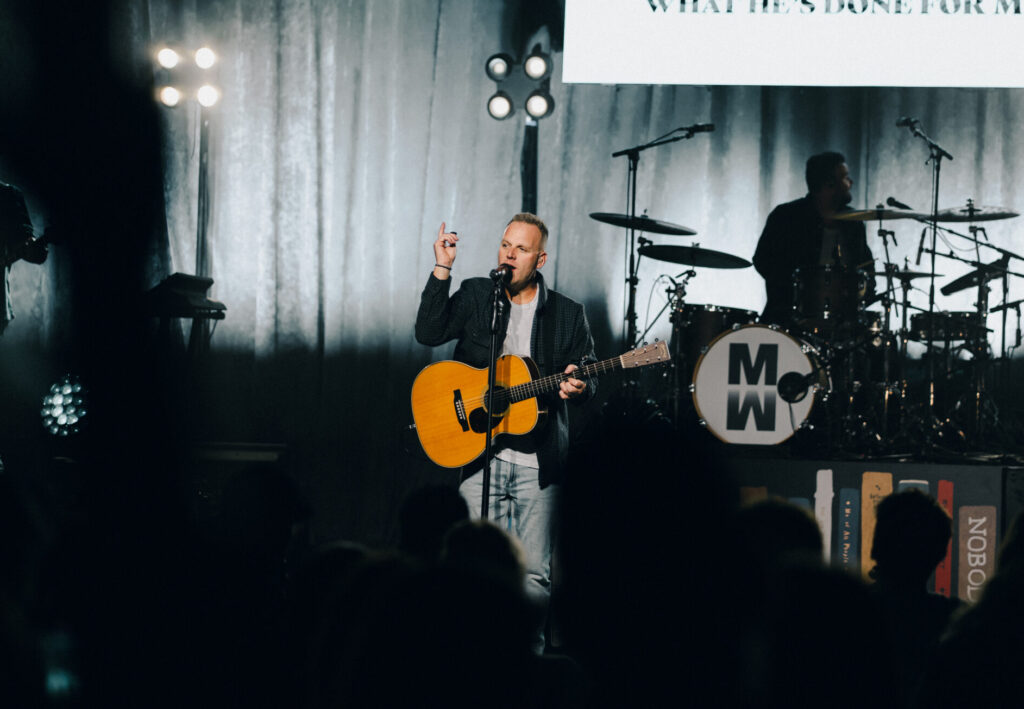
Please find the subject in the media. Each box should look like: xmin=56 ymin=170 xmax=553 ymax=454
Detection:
xmin=459 ymin=458 xmax=558 ymax=648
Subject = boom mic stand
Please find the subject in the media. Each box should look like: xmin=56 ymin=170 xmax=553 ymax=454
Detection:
xmin=612 ymin=123 xmax=713 ymax=351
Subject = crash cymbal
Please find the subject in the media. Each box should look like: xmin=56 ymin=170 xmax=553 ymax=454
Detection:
xmin=638 ymin=244 xmax=751 ymax=269
xmin=833 ymin=207 xmax=929 ymax=222
xmin=940 ymin=255 xmax=1009 ymax=295
xmin=935 ymin=202 xmax=1019 ymax=222
xmin=589 ymin=212 xmax=697 ymax=236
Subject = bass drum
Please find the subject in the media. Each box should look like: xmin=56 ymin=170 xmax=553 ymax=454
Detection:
xmin=691 ymin=324 xmax=828 ymax=445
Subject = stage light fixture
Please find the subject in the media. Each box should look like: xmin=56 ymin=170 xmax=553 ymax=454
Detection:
xmin=195 ymin=47 xmax=217 ymax=70
xmin=525 ymin=91 xmax=553 ymax=119
xmin=487 ymin=92 xmax=514 ymax=120
xmin=41 ymin=375 xmax=87 ymax=437
xmin=523 ymin=52 xmax=551 ymax=81
xmin=485 ymin=53 xmax=514 ymax=82
xmin=197 ymin=85 xmax=220 ymax=107
xmin=484 ymin=47 xmax=555 ymax=123
xmin=156 ymin=47 xmax=180 ymax=69
xmin=158 ymin=86 xmax=182 ymax=107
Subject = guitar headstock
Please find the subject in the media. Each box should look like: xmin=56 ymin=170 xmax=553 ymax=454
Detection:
xmin=620 ymin=340 xmax=670 ymax=369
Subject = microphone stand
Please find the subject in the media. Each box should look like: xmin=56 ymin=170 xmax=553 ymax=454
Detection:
xmin=480 ymin=274 xmax=507 ymax=519
xmin=612 ymin=125 xmax=711 ymax=351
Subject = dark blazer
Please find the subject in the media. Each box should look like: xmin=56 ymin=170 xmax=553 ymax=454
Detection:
xmin=415 ymin=271 xmax=596 ymax=487
xmin=753 ymin=196 xmax=872 ymax=326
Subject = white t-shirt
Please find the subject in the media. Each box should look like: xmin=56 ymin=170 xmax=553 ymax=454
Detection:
xmin=495 ymin=295 xmax=540 ymax=468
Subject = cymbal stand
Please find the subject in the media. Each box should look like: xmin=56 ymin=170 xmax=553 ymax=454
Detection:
xmin=899 ymin=119 xmax=953 ymax=422
xmin=612 ymin=125 xmax=711 ymax=350
xmin=875 ymin=228 xmax=899 ymax=441
xmin=636 ymin=269 xmax=696 ymax=426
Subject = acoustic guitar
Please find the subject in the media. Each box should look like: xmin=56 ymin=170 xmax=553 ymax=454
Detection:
xmin=411 ymin=340 xmax=670 ymax=468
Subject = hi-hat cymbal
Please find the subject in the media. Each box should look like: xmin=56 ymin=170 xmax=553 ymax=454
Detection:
xmin=590 ymin=212 xmax=697 ymax=236
xmin=638 ymin=244 xmax=751 ymax=269
xmin=874 ymin=265 xmax=942 ymax=281
xmin=833 ymin=207 xmax=929 ymax=222
xmin=935 ymin=203 xmax=1019 ymax=222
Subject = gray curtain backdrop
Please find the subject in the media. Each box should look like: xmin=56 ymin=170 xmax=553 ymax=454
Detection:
xmin=8 ymin=0 xmax=1017 ymax=544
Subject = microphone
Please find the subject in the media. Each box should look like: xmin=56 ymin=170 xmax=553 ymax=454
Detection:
xmin=777 ymin=371 xmax=816 ymax=404
xmin=682 ymin=122 xmax=714 ymax=133
xmin=886 ymin=196 xmax=912 ymax=210
xmin=896 ymin=116 xmax=919 ymax=128
xmin=490 ymin=265 xmax=512 ymax=283
xmin=915 ymin=227 xmax=927 ymax=266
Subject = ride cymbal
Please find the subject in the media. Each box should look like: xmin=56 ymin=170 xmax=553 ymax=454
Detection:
xmin=935 ymin=202 xmax=1019 ymax=222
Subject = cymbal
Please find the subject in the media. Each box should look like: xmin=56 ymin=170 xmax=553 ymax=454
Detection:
xmin=874 ymin=266 xmax=942 ymax=281
xmin=940 ymin=255 xmax=1009 ymax=295
xmin=833 ymin=207 xmax=929 ymax=222
xmin=590 ymin=212 xmax=696 ymax=236
xmin=639 ymin=244 xmax=751 ymax=269
xmin=935 ymin=203 xmax=1019 ymax=222
xmin=990 ymin=298 xmax=1024 ymax=314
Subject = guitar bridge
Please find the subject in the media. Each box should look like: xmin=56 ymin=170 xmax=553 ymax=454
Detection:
xmin=452 ymin=389 xmax=469 ymax=432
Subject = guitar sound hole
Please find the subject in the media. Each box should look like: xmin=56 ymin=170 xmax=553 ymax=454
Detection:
xmin=467 ymin=387 xmax=507 ymax=434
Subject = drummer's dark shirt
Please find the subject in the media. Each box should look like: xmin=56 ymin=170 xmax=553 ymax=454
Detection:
xmin=753 ymin=195 xmax=873 ymax=326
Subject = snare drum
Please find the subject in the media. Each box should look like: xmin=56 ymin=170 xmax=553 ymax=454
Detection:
xmin=909 ymin=311 xmax=985 ymax=342
xmin=670 ymin=303 xmax=758 ymax=369
xmin=691 ymin=324 xmax=827 ymax=445
xmin=792 ymin=265 xmax=867 ymax=335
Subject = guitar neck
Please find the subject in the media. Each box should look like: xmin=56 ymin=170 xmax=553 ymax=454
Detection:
xmin=506 ymin=355 xmax=623 ymax=403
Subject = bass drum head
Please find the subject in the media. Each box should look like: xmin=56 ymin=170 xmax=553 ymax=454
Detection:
xmin=691 ymin=324 xmax=822 ymax=445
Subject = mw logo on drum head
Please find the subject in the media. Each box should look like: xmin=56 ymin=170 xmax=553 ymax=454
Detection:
xmin=692 ymin=325 xmax=822 ymax=446
xmin=726 ymin=342 xmax=778 ymax=431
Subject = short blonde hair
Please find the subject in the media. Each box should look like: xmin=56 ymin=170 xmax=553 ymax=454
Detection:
xmin=507 ymin=212 xmax=548 ymax=248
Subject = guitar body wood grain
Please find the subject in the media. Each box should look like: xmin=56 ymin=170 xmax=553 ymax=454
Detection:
xmin=410 ymin=355 xmax=542 ymax=468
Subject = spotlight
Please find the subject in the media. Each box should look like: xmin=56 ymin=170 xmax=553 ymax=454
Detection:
xmin=156 ymin=47 xmax=180 ymax=69
xmin=158 ymin=86 xmax=182 ymax=107
xmin=41 ymin=375 xmax=87 ymax=437
xmin=523 ymin=51 xmax=551 ymax=81
xmin=197 ymin=85 xmax=220 ymax=107
xmin=195 ymin=47 xmax=217 ymax=70
xmin=485 ymin=53 xmax=514 ymax=82
xmin=487 ymin=92 xmax=514 ymax=120
xmin=525 ymin=91 xmax=554 ymax=119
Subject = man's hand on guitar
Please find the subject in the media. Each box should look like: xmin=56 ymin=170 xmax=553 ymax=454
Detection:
xmin=433 ymin=222 xmax=458 ymax=279
xmin=558 ymin=364 xmax=586 ymax=400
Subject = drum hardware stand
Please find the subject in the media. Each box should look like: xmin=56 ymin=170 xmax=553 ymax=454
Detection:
xmin=634 ymin=266 xmax=700 ymax=426
xmin=898 ymin=118 xmax=952 ymax=426
xmin=612 ymin=124 xmax=712 ymax=351
xmin=874 ymin=227 xmax=901 ymax=442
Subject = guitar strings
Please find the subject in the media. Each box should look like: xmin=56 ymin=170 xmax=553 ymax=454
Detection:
xmin=459 ymin=356 xmax=628 ymax=409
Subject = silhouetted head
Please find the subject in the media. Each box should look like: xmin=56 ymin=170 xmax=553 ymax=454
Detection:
xmin=441 ymin=518 xmax=526 ymax=593
xmin=870 ymin=489 xmax=951 ymax=586
xmin=733 ymin=497 xmax=824 ymax=569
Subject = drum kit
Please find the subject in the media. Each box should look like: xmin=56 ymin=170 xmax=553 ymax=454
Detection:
xmin=591 ymin=199 xmax=1024 ymax=457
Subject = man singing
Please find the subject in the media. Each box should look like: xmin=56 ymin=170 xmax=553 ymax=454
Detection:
xmin=415 ymin=213 xmax=596 ymax=647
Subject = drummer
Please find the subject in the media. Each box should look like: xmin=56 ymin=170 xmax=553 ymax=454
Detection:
xmin=753 ymin=151 xmax=874 ymax=327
